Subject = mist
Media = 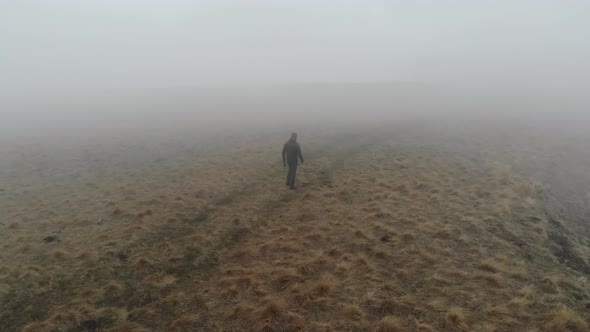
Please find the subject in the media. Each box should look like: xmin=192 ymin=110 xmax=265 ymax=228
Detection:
xmin=2 ymin=0 xmax=590 ymax=142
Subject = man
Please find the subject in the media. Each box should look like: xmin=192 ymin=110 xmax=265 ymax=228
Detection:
xmin=282 ymin=132 xmax=304 ymax=190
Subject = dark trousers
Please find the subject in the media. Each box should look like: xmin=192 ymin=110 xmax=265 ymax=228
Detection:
xmin=286 ymin=162 xmax=298 ymax=188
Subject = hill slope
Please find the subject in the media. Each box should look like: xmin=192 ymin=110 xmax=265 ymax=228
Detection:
xmin=1 ymin=129 xmax=589 ymax=331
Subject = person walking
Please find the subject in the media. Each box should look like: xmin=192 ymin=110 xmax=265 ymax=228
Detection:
xmin=282 ymin=132 xmax=304 ymax=190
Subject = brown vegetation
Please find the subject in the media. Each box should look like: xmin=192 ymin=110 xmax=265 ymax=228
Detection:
xmin=1 ymin=130 xmax=590 ymax=331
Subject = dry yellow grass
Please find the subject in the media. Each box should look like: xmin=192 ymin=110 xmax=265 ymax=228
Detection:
xmin=375 ymin=316 xmax=405 ymax=332
xmin=1 ymin=130 xmax=590 ymax=331
xmin=544 ymin=306 xmax=589 ymax=332
xmin=445 ymin=307 xmax=470 ymax=331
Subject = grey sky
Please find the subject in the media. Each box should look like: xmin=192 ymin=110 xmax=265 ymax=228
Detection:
xmin=2 ymin=0 xmax=589 ymax=99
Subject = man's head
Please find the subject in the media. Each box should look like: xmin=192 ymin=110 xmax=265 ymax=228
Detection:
xmin=290 ymin=132 xmax=298 ymax=141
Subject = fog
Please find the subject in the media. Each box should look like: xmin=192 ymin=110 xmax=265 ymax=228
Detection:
xmin=3 ymin=3 xmax=590 ymax=329
xmin=1 ymin=0 xmax=589 ymax=143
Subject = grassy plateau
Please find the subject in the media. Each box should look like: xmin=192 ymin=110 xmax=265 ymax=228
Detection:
xmin=1 ymin=125 xmax=589 ymax=331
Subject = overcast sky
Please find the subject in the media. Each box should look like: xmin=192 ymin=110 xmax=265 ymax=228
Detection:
xmin=2 ymin=0 xmax=589 ymax=100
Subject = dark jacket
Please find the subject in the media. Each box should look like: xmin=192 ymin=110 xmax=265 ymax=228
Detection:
xmin=282 ymin=139 xmax=304 ymax=165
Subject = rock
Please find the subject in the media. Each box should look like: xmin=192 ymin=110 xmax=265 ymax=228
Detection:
xmin=380 ymin=235 xmax=391 ymax=242
xmin=529 ymin=216 xmax=542 ymax=223
xmin=117 ymin=252 xmax=129 ymax=262
xmin=80 ymin=319 xmax=98 ymax=331
xmin=43 ymin=235 xmax=57 ymax=243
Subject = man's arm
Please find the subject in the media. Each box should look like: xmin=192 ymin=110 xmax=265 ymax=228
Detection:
xmin=297 ymin=145 xmax=304 ymax=163
xmin=282 ymin=144 xmax=287 ymax=166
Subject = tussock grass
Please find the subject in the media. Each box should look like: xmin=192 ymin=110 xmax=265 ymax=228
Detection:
xmin=102 ymin=281 xmax=124 ymax=294
xmin=111 ymin=322 xmax=151 ymax=332
xmin=170 ymin=313 xmax=200 ymax=329
xmin=254 ymin=298 xmax=285 ymax=320
xmin=341 ymin=303 xmax=364 ymax=321
xmin=446 ymin=307 xmax=470 ymax=331
xmin=131 ymin=255 xmax=154 ymax=269
xmin=273 ymin=269 xmax=300 ymax=290
xmin=475 ymin=272 xmax=507 ymax=288
xmin=416 ymin=321 xmax=436 ymax=332
xmin=375 ymin=316 xmax=405 ymax=332
xmin=541 ymin=276 xmax=560 ymax=293
xmin=297 ymin=256 xmax=329 ymax=275
xmin=48 ymin=248 xmax=68 ymax=260
xmin=128 ymin=307 xmax=158 ymax=322
xmin=543 ymin=306 xmax=589 ymax=332
xmin=306 ymin=278 xmax=334 ymax=297
xmin=3 ymin=132 xmax=590 ymax=331
xmin=21 ymin=321 xmax=49 ymax=332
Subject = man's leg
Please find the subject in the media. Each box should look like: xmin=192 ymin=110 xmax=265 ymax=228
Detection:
xmin=289 ymin=162 xmax=298 ymax=189
xmin=287 ymin=164 xmax=294 ymax=187
xmin=287 ymin=163 xmax=295 ymax=186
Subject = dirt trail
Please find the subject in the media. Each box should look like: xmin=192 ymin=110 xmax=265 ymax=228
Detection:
xmin=113 ymin=132 xmax=383 ymax=331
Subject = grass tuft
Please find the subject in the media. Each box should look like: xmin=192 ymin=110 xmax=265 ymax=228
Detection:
xmin=445 ymin=307 xmax=470 ymax=331
xmin=254 ymin=298 xmax=285 ymax=320
xmin=375 ymin=316 xmax=404 ymax=332
xmin=543 ymin=306 xmax=589 ymax=332
xmin=416 ymin=321 xmax=436 ymax=332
